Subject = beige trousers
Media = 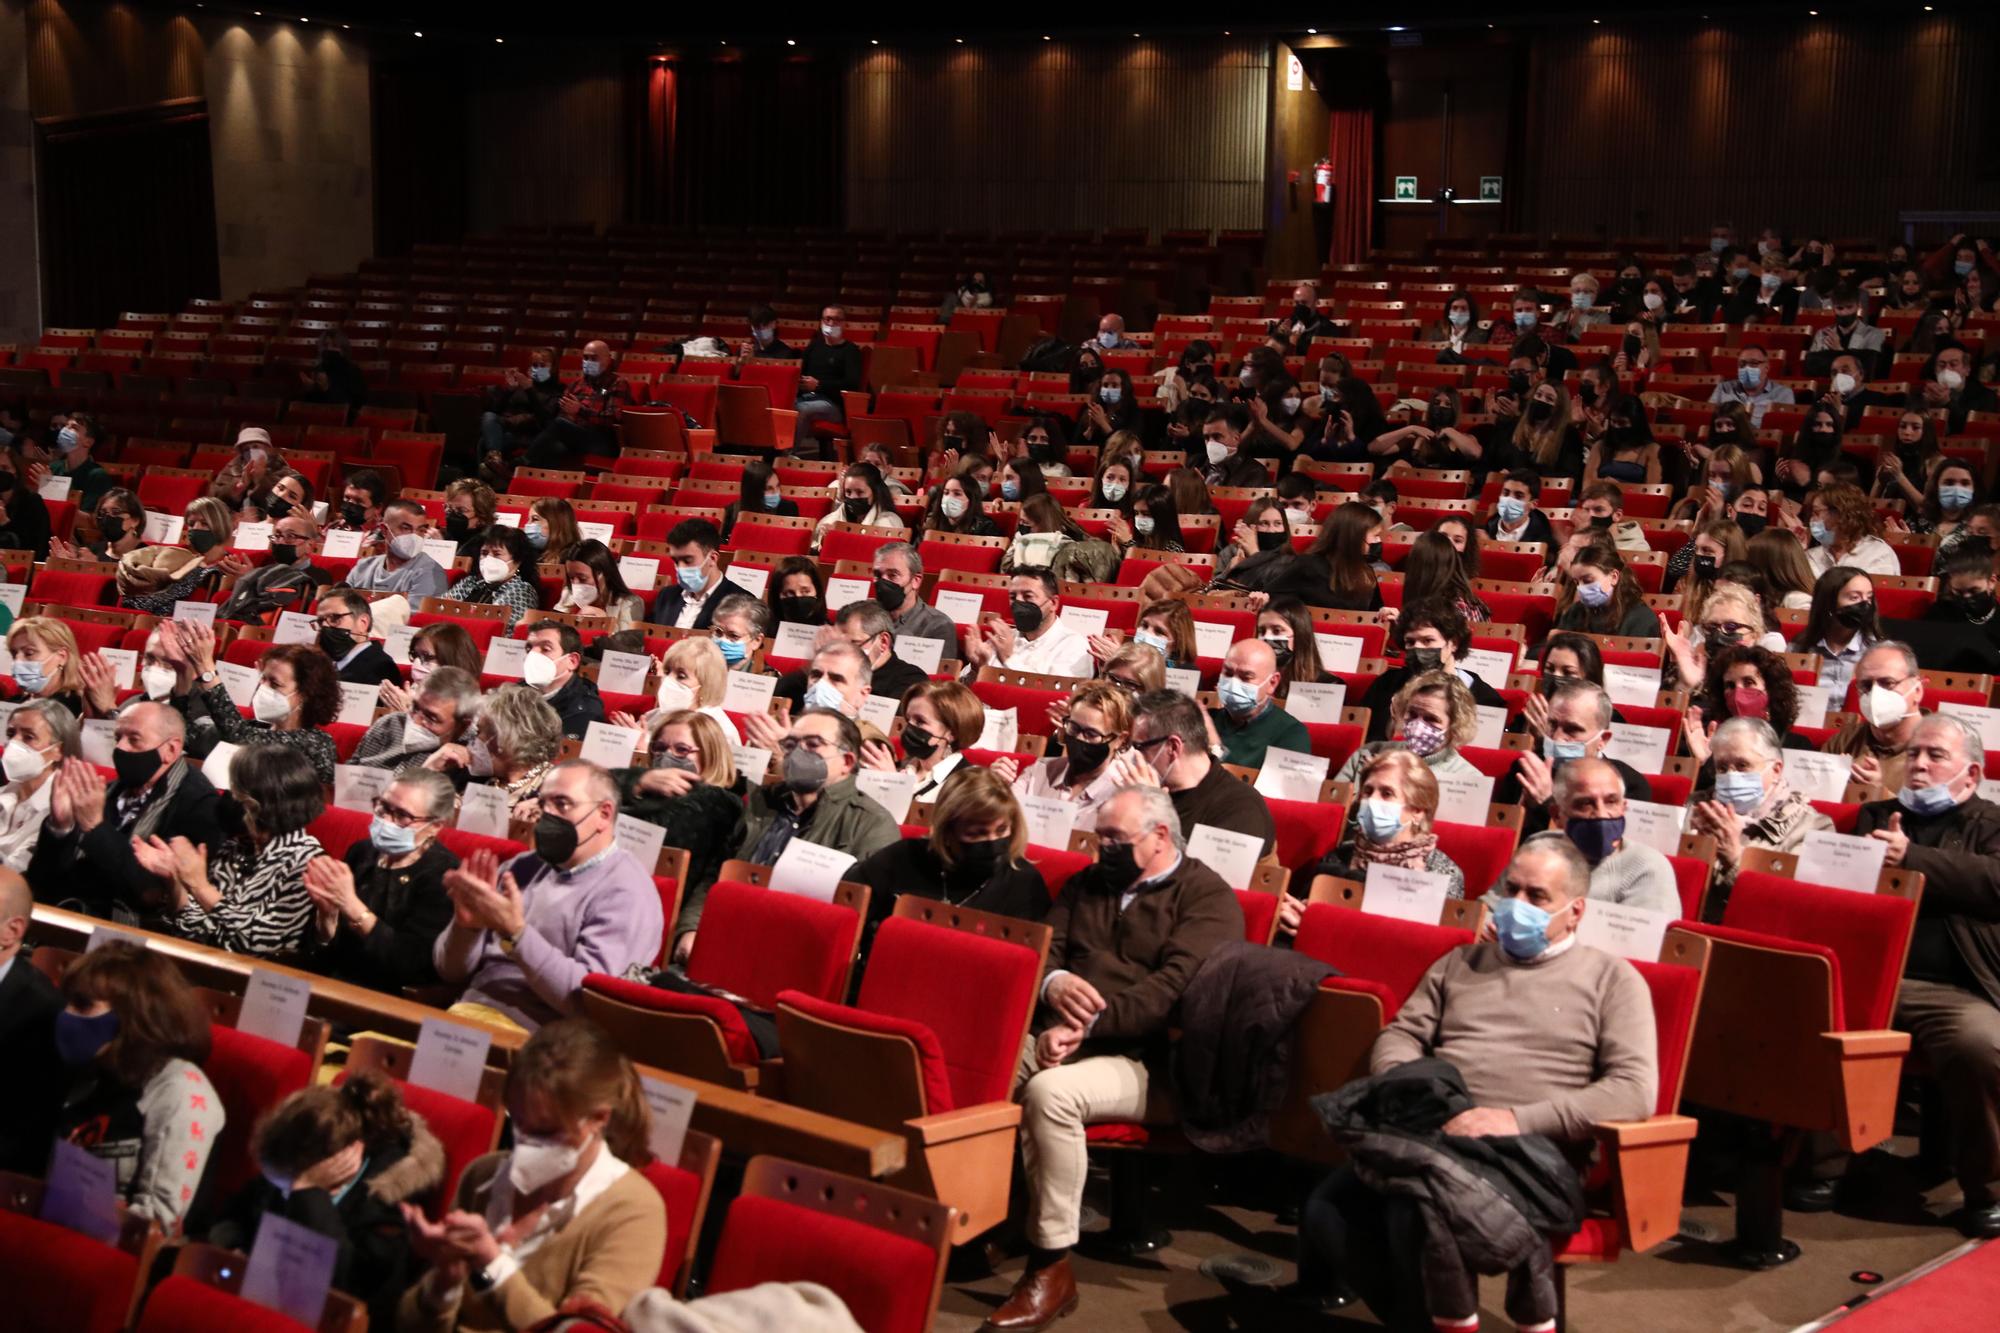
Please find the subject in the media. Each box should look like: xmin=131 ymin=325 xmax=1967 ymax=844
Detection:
xmin=1013 ymin=1036 xmax=1170 ymax=1249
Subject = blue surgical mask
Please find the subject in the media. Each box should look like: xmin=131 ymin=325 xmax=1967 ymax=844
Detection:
xmin=805 ymin=677 xmax=848 ymax=713
xmin=529 ymin=365 xmax=552 ymax=383
xmin=370 ymin=815 xmax=419 ymax=856
xmin=1001 ymin=479 xmax=1020 ymax=501
xmin=1940 ymin=485 xmax=1975 ymax=511
xmin=1496 ymin=497 xmax=1526 ymax=525
xmin=522 ymin=522 xmax=547 ymax=550
xmin=56 ymin=427 xmax=80 ymax=452
xmin=55 ymin=1009 xmax=120 ymax=1067
xmin=1132 ymin=629 xmax=1169 ymax=657
xmin=762 ymin=491 xmax=783 ymax=510
xmin=1564 ymin=814 xmax=1626 ymax=865
xmin=11 ymin=660 xmax=48 ymax=694
xmin=1711 ymin=237 xmax=1729 ymax=254
xmin=1216 ymin=675 xmax=1261 ymax=716
xmin=1760 ymin=272 xmax=1783 ymax=290
xmin=1738 ymin=365 xmax=1763 ymax=389
xmin=1513 ymin=309 xmax=1537 ymax=329
xmin=1714 ymin=770 xmax=1765 ymax=814
xmin=676 ymin=562 xmax=709 ymax=593
xmin=1898 ymin=766 xmax=1968 ymax=817
xmin=1731 ymin=266 xmax=1751 ymax=282
xmin=1955 ymin=260 xmax=1975 ymax=278
xmin=1571 ymin=292 xmax=1593 ymax=310
xmin=1543 ymin=737 xmax=1588 ymax=763
xmin=1488 ymin=894 xmax=1555 ymax=962
xmin=1710 ymin=480 xmax=1732 ymax=501
xmin=1100 ymin=386 xmax=1123 ymax=405
xmin=1448 ymin=309 xmax=1471 ymax=327
xmin=1576 ymin=579 xmax=1611 ymax=608
xmin=715 ymin=636 xmax=748 ymax=665
xmin=1809 ymin=519 xmax=1833 ymax=547
xmin=1356 ymin=797 xmax=1404 ymax=843
xmin=581 ymin=358 xmax=601 ymax=378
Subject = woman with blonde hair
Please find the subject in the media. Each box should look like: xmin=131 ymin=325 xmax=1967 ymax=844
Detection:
xmin=849 ymin=765 xmax=1050 ymax=952
xmin=1335 ymin=669 xmax=1482 ymax=784
xmin=1678 ymin=518 xmax=1750 ymax=622
xmin=859 ymin=679 xmax=984 ymax=803
xmin=443 ymin=478 xmax=498 ymax=557
xmin=1001 ymin=679 xmax=1132 ymax=830
xmin=1307 ymin=748 xmax=1467 ymax=929
xmin=399 ymin=1019 xmax=666 ymax=1332
xmin=119 ymin=495 xmax=239 ymax=615
xmin=1098 ymin=643 xmax=1166 ymax=697
xmin=1672 ymin=442 xmax=1763 ymax=523
xmin=654 ymin=637 xmax=733 ymax=733
xmin=5 ymin=615 xmax=86 ymax=716
xmin=428 ymin=683 xmax=561 ymax=819
xmin=622 ymin=710 xmax=747 ymax=965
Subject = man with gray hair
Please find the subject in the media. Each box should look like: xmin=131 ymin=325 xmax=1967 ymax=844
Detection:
xmin=1852 ymin=710 xmax=2000 ymax=1236
xmin=772 ymin=601 xmax=925 ymax=720
xmin=352 ymin=665 xmax=477 ymax=768
xmin=869 ymin=542 xmax=958 ymax=646
xmin=1546 ymin=756 xmax=1680 ymax=914
xmin=1300 ymin=834 xmax=1657 ymax=1328
xmin=990 ymin=784 xmax=1241 ymax=1329
xmin=1828 ymin=640 xmax=1928 ymax=792
xmin=1498 ymin=678 xmax=1652 ymax=838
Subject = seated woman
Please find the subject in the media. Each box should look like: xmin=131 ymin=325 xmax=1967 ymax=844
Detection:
xmin=618 ymin=709 xmax=748 ymax=965
xmin=0 ymin=444 xmax=51 ymax=560
xmin=763 ymin=553 xmax=827 ymax=629
xmin=1688 ymin=717 xmax=1835 ymax=916
xmin=299 ymin=766 xmax=460 ymax=994
xmin=849 ymin=766 xmax=1050 ymax=946
xmin=1399 ymin=529 xmax=1492 ymax=626
xmin=1258 ymin=597 xmax=1327 ymax=692
xmin=554 ymin=538 xmax=646 ymax=628
xmin=1797 ymin=480 xmax=1901 ymax=579
xmin=1787 ymin=564 xmax=1880 ymax=699
xmin=1335 ymin=669 xmax=1483 ymax=785
xmin=920 ymin=467 xmax=1001 ymax=539
xmin=653 ymin=637 xmax=734 ymax=734
xmin=811 ymin=462 xmax=907 ymax=554
xmin=1309 ymin=748 xmax=1467 ymax=926
xmin=1000 ymin=680 xmax=1131 ymax=832
xmin=718 ymin=458 xmax=798 ymax=542
xmin=399 ymin=1020 xmax=666 ymax=1332
xmin=184 ymin=635 xmax=340 ymax=784
xmin=1512 ymin=630 xmax=1627 ymax=737
xmin=1096 ymin=643 xmax=1166 ymax=699
xmin=380 ymin=621 xmax=482 ymax=713
xmin=1359 ymin=599 xmax=1506 ymax=743
xmin=1000 ymin=494 xmax=1094 ymax=577
xmin=526 ymin=495 xmax=583 ymax=564
xmin=1212 ymin=497 xmax=1298 ymax=590
xmin=441 ymin=478 xmax=497 ymax=558
xmin=134 ymin=744 xmax=322 ymax=956
xmin=1266 ymin=501 xmax=1384 ymax=611
xmin=354 ymin=666 xmax=478 ymax=769
xmin=1684 ymin=642 xmax=1818 ymax=769
xmin=51 ymin=486 xmax=146 ymax=563
xmin=1087 ymin=453 xmax=1138 ymax=516
xmin=997 ymin=457 xmax=1047 ymax=507
xmin=429 ymin=684 xmax=561 ymax=816
xmin=1552 ymin=536 xmax=1662 ymax=638
xmin=56 ymin=941 xmax=223 ymax=1230
xmin=1662 ymin=584 xmax=1785 ymax=692
xmin=0 ymin=699 xmax=76 ymax=871
xmin=5 ymin=615 xmax=88 ymax=718
xmin=1747 ymin=527 xmax=1817 ymax=612
xmin=861 ymin=679 xmax=983 ymax=804
xmin=209 ymin=1074 xmax=444 ymax=1331
xmin=444 ymin=523 xmax=541 ymax=631
xmin=118 ymin=497 xmax=239 ymax=615
xmin=1107 ymin=483 xmax=1187 ymax=557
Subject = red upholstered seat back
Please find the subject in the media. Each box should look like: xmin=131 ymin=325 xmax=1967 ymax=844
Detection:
xmin=0 ymin=1208 xmax=138 ymax=1333
xmin=1266 ymin=796 xmax=1348 ymax=879
xmin=1434 ymin=819 xmax=1520 ymax=898
xmin=1628 ymin=957 xmax=1703 ymax=1115
xmin=1663 ymin=855 xmax=1708 ymax=920
xmin=1235 ymin=889 xmax=1279 ymax=945
xmin=968 ymin=680 xmax=1067 ymax=736
xmin=408 ymin=610 xmax=503 ymax=654
xmin=136 ymin=1274 xmax=311 ymax=1332
xmin=581 ymin=973 xmax=761 ymax=1066
xmin=708 ymin=1194 xmax=940 ymax=1333
xmin=305 ymin=806 xmax=371 ymax=859
xmin=686 ymin=881 xmax=857 ymax=1010
xmin=1300 ymin=722 xmax=1364 ymax=769
xmin=435 ymin=827 xmax=528 ymax=864
xmin=639 ymin=1158 xmax=706 ymax=1291
xmin=1024 ymin=845 xmax=1091 ymax=898
xmin=856 ymin=916 xmax=1043 ymax=1109
xmin=1293 ymin=903 xmax=1472 ymax=1009
xmin=779 ymin=988 xmax=955 ymax=1112
xmin=1725 ymin=873 xmax=1915 ymax=1032
xmin=203 ymin=1025 xmax=313 ymax=1202
xmin=30 ymin=570 xmax=116 ymax=606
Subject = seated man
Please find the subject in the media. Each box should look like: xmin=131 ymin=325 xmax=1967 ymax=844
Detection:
xmin=435 ymin=760 xmax=662 ymax=1030
xmin=1497 ymin=680 xmax=1652 ymax=837
xmin=1486 ymin=468 xmax=1558 ymax=545
xmin=478 ymin=346 xmax=564 ymax=466
xmin=650 ymin=518 xmax=726 ymax=630
xmin=1119 ymin=688 xmax=1275 ymax=857
xmin=962 ymin=569 xmax=1093 ymax=680
xmin=1546 ymin=761 xmax=1680 ymax=913
xmin=346 ymin=498 xmax=449 ymax=600
xmin=1300 ymin=836 xmax=1657 ymax=1331
xmin=1828 ymin=641 xmax=1928 ymax=792
xmin=523 ymin=339 xmax=633 ymax=469
xmin=1210 ymin=638 xmax=1309 ymax=768
xmin=989 ymin=785 xmax=1242 ymax=1330
xmin=870 ymin=541 xmax=959 ymax=645
xmin=313 ymin=587 xmax=401 ymax=687
xmin=352 ymin=665 xmax=477 ymax=768
xmin=1855 ymin=712 xmax=2000 ymax=1236
xmin=774 ymin=602 xmax=927 ymax=716
xmin=217 ymin=508 xmax=331 ymax=621
xmin=328 ymin=467 xmax=388 ymax=536
xmin=0 ymin=868 xmax=62 ymax=1172
xmin=1200 ymin=405 xmax=1273 ymax=490
xmin=28 ymin=703 xmax=222 ymax=917
xmin=522 ymin=621 xmax=605 ymax=741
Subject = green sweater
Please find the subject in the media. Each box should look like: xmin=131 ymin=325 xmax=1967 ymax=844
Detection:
xmin=1209 ymin=702 xmax=1312 ymax=770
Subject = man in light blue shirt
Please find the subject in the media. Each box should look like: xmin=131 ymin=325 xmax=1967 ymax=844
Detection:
xmin=1707 ymin=343 xmax=1795 ymax=426
xmin=347 ymin=498 xmax=448 ymax=600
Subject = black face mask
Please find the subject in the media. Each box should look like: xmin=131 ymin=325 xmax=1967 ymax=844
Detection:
xmin=841 ymin=497 xmax=871 ymax=522
xmin=1010 ymin=599 xmax=1045 ymax=634
xmin=872 ymin=577 xmax=907 ymax=612
xmin=317 ymin=626 xmax=355 ymax=658
xmin=1526 ymin=400 xmax=1554 ymax=424
xmin=1577 ymin=381 xmax=1599 ymax=407
xmin=112 ymin=744 xmax=163 ymax=788
xmin=1427 ymin=405 xmax=1456 ymax=430
xmin=1064 ymin=735 xmax=1111 ymax=774
xmin=1834 ymin=600 xmax=1875 ymax=630
xmin=1507 ymin=371 xmax=1532 ymax=397
xmin=954 ymin=837 xmax=1007 ymax=879
xmin=899 ymin=725 xmax=939 ymax=760
xmin=1256 ymin=529 xmax=1289 ymax=553
xmin=533 ymin=811 xmax=588 ymax=865
xmin=1606 ymin=425 xmax=1641 ymax=447
xmin=1734 ymin=512 xmax=1767 ymax=537
xmin=1584 ymin=513 xmax=1613 ymax=530
xmin=1366 ymin=541 xmax=1384 ymax=563
xmin=1837 ymin=314 xmax=1859 ymax=330
xmin=444 ymin=511 xmax=470 ymax=539
xmin=0 ymin=471 xmax=15 ymax=494
xmin=1711 ymin=428 xmax=1738 ymax=445
xmin=188 ymin=529 xmax=220 ymax=554
xmin=264 ymin=495 xmax=294 ymax=520
xmin=270 ymin=543 xmax=299 ymax=566
xmin=1693 ymin=554 xmax=1720 ymax=580
xmin=1097 ymin=842 xmax=1142 ymax=891
xmin=1404 ymin=646 xmax=1444 ymax=673
xmin=1622 ymin=335 xmax=1643 ymax=359
xmin=1537 ymin=674 xmax=1566 ymax=698
xmin=776 ymin=595 xmax=824 ymax=624
xmin=1952 ymin=590 xmax=1996 ymax=618
xmin=340 ymin=501 xmax=367 ymax=527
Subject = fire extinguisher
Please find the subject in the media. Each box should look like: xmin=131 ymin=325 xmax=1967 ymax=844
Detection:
xmin=1313 ymin=157 xmax=1335 ymax=205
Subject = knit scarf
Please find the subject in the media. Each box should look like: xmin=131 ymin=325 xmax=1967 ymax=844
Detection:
xmin=1350 ymin=830 xmax=1440 ymax=872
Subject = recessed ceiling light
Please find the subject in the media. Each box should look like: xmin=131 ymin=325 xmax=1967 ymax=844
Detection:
xmin=786 ymin=38 xmax=796 ymax=45
xmin=494 ymin=36 xmax=503 ymax=43
xmin=413 ymin=30 xmax=422 ymax=37
xmin=1306 ymin=26 xmax=1317 ymax=33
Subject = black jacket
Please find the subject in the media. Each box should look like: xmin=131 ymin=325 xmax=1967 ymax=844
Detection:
xmin=648 ymin=581 xmax=722 ymax=630
xmin=1854 ymin=796 xmax=2000 ymax=1009
xmin=28 ymin=760 xmax=223 ymax=916
xmin=542 ymin=672 xmax=607 ymax=740
xmin=798 ymin=338 xmax=864 ymax=402
xmin=336 ymin=641 xmax=403 ymax=689
xmin=298 ymin=841 xmax=459 ymax=995
xmin=849 ymin=838 xmax=1049 ymax=957
xmin=0 ymin=488 xmax=52 ymax=561
xmin=0 ymin=953 xmax=62 ymax=1172
xmin=1173 ymin=940 xmax=1334 ymax=1152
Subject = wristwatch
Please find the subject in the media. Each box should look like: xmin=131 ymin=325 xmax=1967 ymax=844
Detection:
xmin=198 ymin=669 xmax=219 ymax=684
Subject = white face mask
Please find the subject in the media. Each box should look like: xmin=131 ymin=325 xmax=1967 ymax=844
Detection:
xmin=1939 ymin=367 xmax=1966 ymax=391
xmin=1134 ymin=515 xmax=1156 ymax=535
xmin=141 ymin=664 xmax=179 ymax=701
xmin=1205 ymin=440 xmax=1230 ymax=465
xmin=465 ymin=733 xmax=495 ymax=777
xmin=1100 ymin=480 xmax=1127 ymax=503
xmin=508 ymin=1131 xmax=589 ymax=1195
xmin=1642 ymin=292 xmax=1664 ymax=310
xmin=568 ymin=580 xmax=599 ymax=608
xmin=521 ymin=651 xmax=559 ymax=689
xmin=1861 ymin=682 xmax=1909 ymax=729
xmin=656 ymin=676 xmax=695 ymax=714
xmin=388 ymin=533 xmax=424 ymax=561
xmin=1832 ymin=372 xmax=1857 ymax=396
xmin=1 ymin=738 xmax=49 ymax=784
xmin=820 ymin=323 xmax=840 ymax=340
xmin=478 ymin=556 xmax=511 ymax=584
xmin=251 ymin=682 xmax=292 ymax=724
xmin=940 ymin=493 xmax=967 ymax=520
xmin=401 ymin=715 xmax=443 ymax=752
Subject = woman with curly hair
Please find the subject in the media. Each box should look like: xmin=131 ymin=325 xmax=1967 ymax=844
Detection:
xmin=184 ymin=636 xmax=340 ymax=783
xmin=1803 ymin=481 xmax=1899 ymax=577
xmin=1683 ymin=641 xmax=1818 ymax=767
xmin=1334 ymin=670 xmax=1484 ymax=784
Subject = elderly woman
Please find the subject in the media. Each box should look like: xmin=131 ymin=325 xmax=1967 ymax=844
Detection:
xmin=1688 ymin=717 xmax=1835 ymax=915
xmin=133 ymin=745 xmax=325 ymax=957
xmin=1335 ymin=670 xmax=1483 ymax=785
xmin=184 ymin=631 xmax=341 ymax=784
xmin=299 ymin=766 xmax=460 ymax=995
xmin=427 ymin=683 xmax=561 ymax=821
xmin=352 ymin=666 xmax=478 ymax=769
xmin=1662 ymin=584 xmax=1785 ymax=693
xmin=999 ymin=680 xmax=1132 ymax=832
xmin=443 ymin=524 xmax=540 ymax=631
xmin=618 ymin=709 xmax=747 ymax=964
xmin=654 ymin=636 xmax=734 ymax=733
xmin=0 ymin=699 xmax=79 ymax=870
xmin=860 ymin=679 xmax=984 ymax=804
xmin=1097 ymin=643 xmax=1166 ymax=698
xmin=5 ymin=616 xmax=87 ymax=718
xmin=848 ymin=766 xmax=1050 ymax=952
xmin=1305 ymin=747 xmax=1469 ymax=932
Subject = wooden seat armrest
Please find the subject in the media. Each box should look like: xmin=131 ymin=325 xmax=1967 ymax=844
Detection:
xmin=1824 ymin=1030 xmax=1912 ymax=1059
xmin=1596 ymin=1114 xmax=1698 ymax=1253
xmin=906 ymin=1102 xmax=1024 ymax=1146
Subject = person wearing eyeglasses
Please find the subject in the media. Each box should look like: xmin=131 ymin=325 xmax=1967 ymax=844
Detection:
xmin=724 ymin=708 xmax=899 ymax=888
xmin=353 ymin=666 xmax=477 ymax=771
xmin=1110 ymin=689 xmax=1275 ymax=858
xmin=299 ymin=767 xmax=460 ymax=995
xmin=857 ymin=679 xmax=983 ymax=804
xmin=996 ymin=681 xmax=1132 ymax=833
xmin=314 ymin=587 xmax=401 ymax=687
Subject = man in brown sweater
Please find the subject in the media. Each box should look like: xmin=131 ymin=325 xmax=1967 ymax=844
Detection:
xmin=1299 ymin=835 xmax=1657 ymax=1331
xmin=1827 ymin=641 xmax=1929 ymax=793
xmin=986 ymin=786 xmax=1244 ymax=1331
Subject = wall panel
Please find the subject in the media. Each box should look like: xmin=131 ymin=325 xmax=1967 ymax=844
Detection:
xmin=463 ymin=53 xmax=625 ymax=234
xmin=846 ymin=40 xmax=1269 ymax=235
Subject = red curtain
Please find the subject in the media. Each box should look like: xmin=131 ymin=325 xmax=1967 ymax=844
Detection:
xmin=629 ymin=61 xmax=676 ymax=225
xmin=1326 ymin=105 xmax=1374 ymax=265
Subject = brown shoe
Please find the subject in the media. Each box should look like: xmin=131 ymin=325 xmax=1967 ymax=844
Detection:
xmin=981 ymin=1257 xmax=1079 ymax=1331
